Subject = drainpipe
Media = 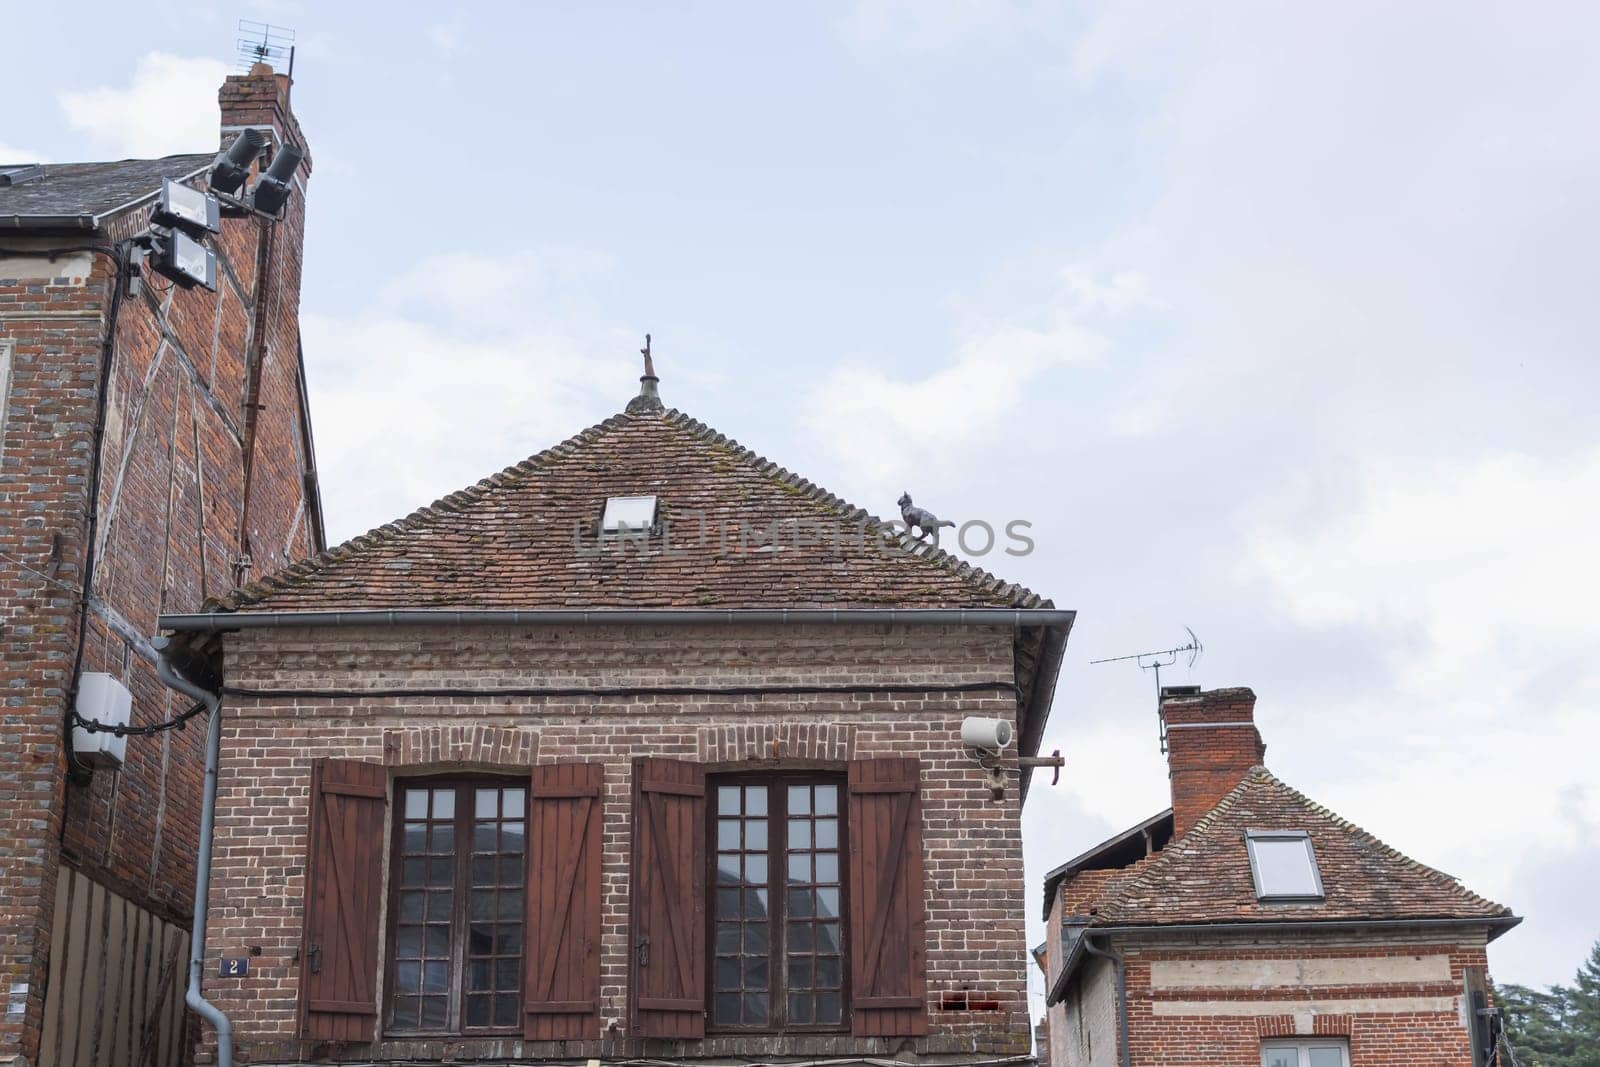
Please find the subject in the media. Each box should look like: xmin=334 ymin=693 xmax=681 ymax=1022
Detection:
xmin=1082 ymin=936 xmax=1129 ymax=1067
xmin=152 ymin=637 xmax=233 ymax=1067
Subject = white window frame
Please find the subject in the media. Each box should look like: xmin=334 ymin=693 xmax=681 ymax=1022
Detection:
xmin=1245 ymin=829 xmax=1325 ymax=902
xmin=0 ymin=340 xmax=12 ymax=454
xmin=600 ymin=494 xmax=658 ymax=533
xmin=1261 ymin=1038 xmax=1350 ymax=1067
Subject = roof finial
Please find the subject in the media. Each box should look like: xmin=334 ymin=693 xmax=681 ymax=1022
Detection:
xmin=627 ymin=332 xmax=664 ymax=414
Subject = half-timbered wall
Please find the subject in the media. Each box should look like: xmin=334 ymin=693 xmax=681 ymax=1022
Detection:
xmin=200 ymin=622 xmax=1032 ymax=1064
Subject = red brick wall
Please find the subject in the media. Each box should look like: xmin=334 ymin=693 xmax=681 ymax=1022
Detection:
xmin=1163 ymin=688 xmax=1264 ymax=838
xmin=0 ymin=67 xmax=318 ymax=1061
xmin=1046 ymin=925 xmax=1494 ymax=1066
xmin=200 ymin=622 xmax=1034 ymax=1063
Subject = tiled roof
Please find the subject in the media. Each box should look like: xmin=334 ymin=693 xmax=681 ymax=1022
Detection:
xmin=0 ymin=155 xmax=213 ymax=228
xmin=1063 ymin=768 xmax=1512 ymax=928
xmin=214 ymin=405 xmax=1052 ymax=612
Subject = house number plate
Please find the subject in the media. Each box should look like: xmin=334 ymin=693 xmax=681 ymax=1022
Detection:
xmin=220 ymin=958 xmax=249 ymax=977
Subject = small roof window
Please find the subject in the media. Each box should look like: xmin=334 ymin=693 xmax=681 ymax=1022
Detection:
xmin=600 ymin=495 xmax=658 ymax=533
xmin=1246 ymin=830 xmax=1324 ymax=901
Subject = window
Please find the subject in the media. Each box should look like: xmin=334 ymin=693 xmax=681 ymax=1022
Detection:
xmin=1246 ymin=830 xmax=1324 ymax=901
xmin=387 ymin=779 xmax=527 ymax=1034
xmin=1262 ymin=1039 xmax=1349 ymax=1067
xmin=710 ymin=777 xmax=848 ymax=1031
xmin=601 ymin=494 xmax=657 ymax=532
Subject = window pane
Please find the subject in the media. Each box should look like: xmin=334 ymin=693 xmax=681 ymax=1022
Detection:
xmin=717 ymin=923 xmax=741 ymax=953
xmin=789 ymin=854 xmax=812 ymax=881
xmin=716 ymin=957 xmax=740 ymax=990
xmin=1308 ymin=1049 xmax=1344 ymax=1067
xmin=465 ymin=994 xmax=490 ymax=1027
xmin=744 ymin=993 xmax=770 ymax=1025
xmin=745 ymin=923 xmax=769 ymax=953
xmin=1251 ymin=837 xmax=1321 ymax=897
xmin=432 ymin=790 xmax=454 ymax=819
xmin=815 ymin=818 xmax=838 ymax=848
xmin=814 ymin=786 xmax=838 ymax=815
xmin=405 ymin=792 xmax=428 ymax=818
xmin=717 ymin=854 xmax=741 ymax=884
xmin=816 ymin=922 xmax=841 ymax=953
xmin=718 ymin=819 xmax=741 ymax=850
xmin=789 ymin=785 xmax=810 ymax=814
xmin=790 ymin=821 xmax=812 ymax=848
xmin=745 ymin=854 xmax=767 ymax=883
xmin=714 ymin=993 xmax=741 ymax=1025
xmin=816 ymin=991 xmax=841 ymax=1024
xmin=1263 ymin=1051 xmax=1298 ymax=1067
xmin=718 ymin=785 xmax=741 ymax=812
xmin=421 ymin=995 xmax=447 ymax=1029
xmin=745 ymin=819 xmax=768 ymax=849
xmin=745 ymin=786 xmax=767 ymax=816
xmin=816 ymin=853 xmax=839 ymax=882
xmin=476 ymin=788 xmax=498 ymax=818
xmin=789 ymin=992 xmax=813 ymax=1024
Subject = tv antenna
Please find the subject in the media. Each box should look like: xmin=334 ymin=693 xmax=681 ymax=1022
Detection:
xmin=1090 ymin=627 xmax=1203 ymax=753
xmin=236 ymin=20 xmax=296 ymax=76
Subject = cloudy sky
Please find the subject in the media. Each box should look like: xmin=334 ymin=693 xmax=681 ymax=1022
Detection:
xmin=10 ymin=0 xmax=1597 ymax=1003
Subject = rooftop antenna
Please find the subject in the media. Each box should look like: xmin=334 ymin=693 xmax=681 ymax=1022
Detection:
xmin=235 ymin=20 xmax=296 ymax=75
xmin=1090 ymin=627 xmax=1203 ymax=753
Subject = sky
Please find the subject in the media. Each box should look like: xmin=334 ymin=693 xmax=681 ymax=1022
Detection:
xmin=8 ymin=0 xmax=1597 ymax=1005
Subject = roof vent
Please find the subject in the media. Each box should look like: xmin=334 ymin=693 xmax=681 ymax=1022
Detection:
xmin=0 ymin=165 xmax=45 ymax=187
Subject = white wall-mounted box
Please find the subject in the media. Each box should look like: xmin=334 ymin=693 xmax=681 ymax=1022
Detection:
xmin=71 ymin=673 xmax=132 ymax=769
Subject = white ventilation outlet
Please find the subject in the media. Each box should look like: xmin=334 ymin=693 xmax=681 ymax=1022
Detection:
xmin=71 ymin=673 xmax=133 ymax=769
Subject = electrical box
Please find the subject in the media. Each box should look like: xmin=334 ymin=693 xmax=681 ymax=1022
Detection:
xmin=71 ymin=673 xmax=132 ymax=770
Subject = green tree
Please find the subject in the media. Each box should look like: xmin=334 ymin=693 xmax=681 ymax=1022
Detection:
xmin=1497 ymin=940 xmax=1600 ymax=1067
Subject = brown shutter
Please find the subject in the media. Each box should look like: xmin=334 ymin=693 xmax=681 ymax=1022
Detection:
xmin=524 ymin=762 xmax=604 ymax=1040
xmin=299 ymin=759 xmax=387 ymax=1040
xmin=847 ymin=757 xmax=929 ymax=1037
xmin=628 ymin=757 xmax=706 ymax=1038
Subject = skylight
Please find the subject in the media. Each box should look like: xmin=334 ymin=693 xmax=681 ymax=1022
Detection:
xmin=601 ymin=495 xmax=658 ymax=533
xmin=1246 ymin=830 xmax=1324 ymax=901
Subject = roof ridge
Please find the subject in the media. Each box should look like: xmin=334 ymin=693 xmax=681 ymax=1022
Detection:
xmin=1090 ymin=766 xmax=1511 ymax=923
xmin=660 ymin=408 xmax=1049 ymax=609
xmin=211 ymin=410 xmax=636 ymax=610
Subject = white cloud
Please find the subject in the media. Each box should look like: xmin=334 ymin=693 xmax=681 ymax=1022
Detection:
xmin=0 ymin=143 xmax=46 ymax=164
xmin=804 ymin=320 xmax=1103 ymax=482
xmin=60 ymin=52 xmax=228 ymax=158
xmin=1248 ymin=448 xmax=1600 ymax=974
xmin=302 ymin=247 xmax=637 ymax=545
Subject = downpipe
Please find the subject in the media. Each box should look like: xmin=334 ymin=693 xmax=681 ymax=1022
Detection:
xmin=152 ymin=637 xmax=233 ymax=1067
xmin=1082 ymin=937 xmax=1129 ymax=1067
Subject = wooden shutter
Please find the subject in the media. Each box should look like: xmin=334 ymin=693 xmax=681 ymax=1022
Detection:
xmin=524 ymin=762 xmax=604 ymax=1040
xmin=628 ymin=757 xmax=706 ymax=1038
xmin=299 ymin=759 xmax=387 ymax=1040
xmin=847 ymin=757 xmax=929 ymax=1037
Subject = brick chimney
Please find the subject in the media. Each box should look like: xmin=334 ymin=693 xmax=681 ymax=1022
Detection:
xmin=218 ymin=61 xmax=313 ymax=175
xmin=1163 ymin=686 xmax=1266 ymax=838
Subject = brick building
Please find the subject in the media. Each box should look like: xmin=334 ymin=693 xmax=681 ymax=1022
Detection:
xmin=0 ymin=66 xmax=321 ymax=1067
xmin=154 ymin=369 xmax=1073 ymax=1065
xmin=1040 ymin=686 xmax=1518 ymax=1067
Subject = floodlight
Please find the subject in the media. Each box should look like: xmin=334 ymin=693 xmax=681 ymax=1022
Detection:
xmin=209 ymin=129 xmax=267 ymax=194
xmin=248 ymin=143 xmax=304 ymax=215
xmin=152 ymin=178 xmax=220 ymax=234
xmin=151 ymin=227 xmax=217 ymax=291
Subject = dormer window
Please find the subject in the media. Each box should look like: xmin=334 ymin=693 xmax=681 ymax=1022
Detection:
xmin=600 ymin=495 xmax=658 ymax=533
xmin=1246 ymin=830 xmax=1324 ymax=902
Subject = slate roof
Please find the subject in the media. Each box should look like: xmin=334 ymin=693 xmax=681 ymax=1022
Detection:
xmin=212 ymin=404 xmax=1052 ymax=613
xmin=1054 ymin=768 xmax=1513 ymax=930
xmin=0 ymin=154 xmax=213 ymax=229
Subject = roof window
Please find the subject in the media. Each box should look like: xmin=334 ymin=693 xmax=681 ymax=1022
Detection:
xmin=600 ymin=495 xmax=658 ymax=533
xmin=1246 ymin=830 xmax=1324 ymax=901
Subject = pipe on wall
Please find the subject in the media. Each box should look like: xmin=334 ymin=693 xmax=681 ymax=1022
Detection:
xmin=1082 ymin=937 xmax=1130 ymax=1067
xmin=152 ymin=637 xmax=233 ymax=1067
